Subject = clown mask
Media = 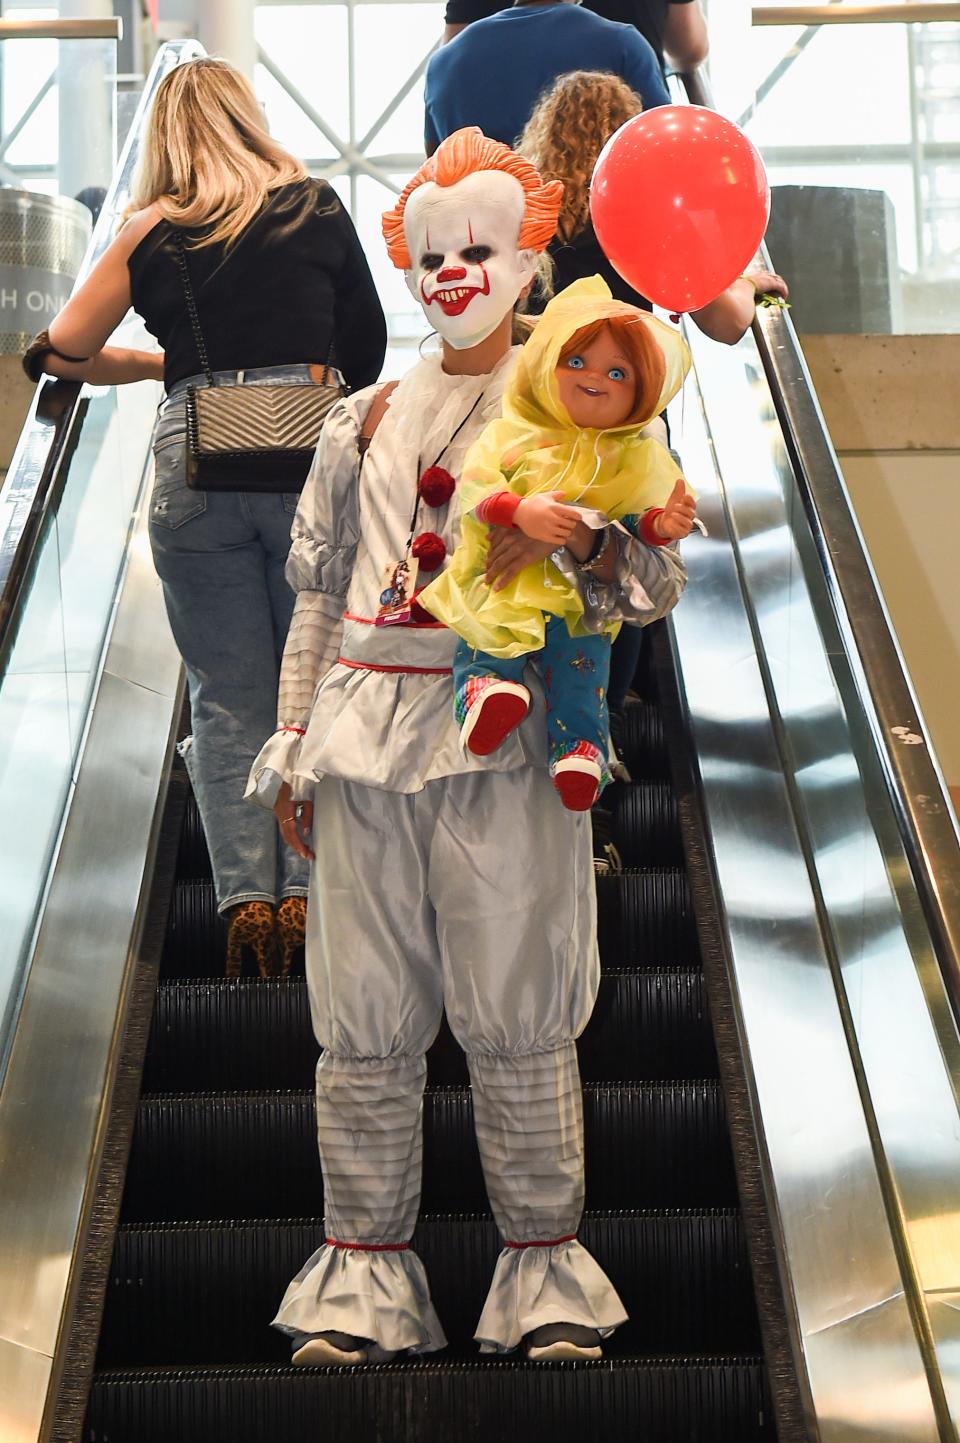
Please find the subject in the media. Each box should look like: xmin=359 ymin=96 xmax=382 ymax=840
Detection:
xmin=403 ymin=170 xmax=539 ymax=350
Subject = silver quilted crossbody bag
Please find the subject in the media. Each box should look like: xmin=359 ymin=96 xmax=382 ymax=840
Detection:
xmin=175 ymin=232 xmax=346 ymax=493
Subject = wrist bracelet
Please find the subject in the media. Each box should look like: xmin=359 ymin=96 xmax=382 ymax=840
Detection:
xmin=574 ymin=527 xmax=610 ymax=573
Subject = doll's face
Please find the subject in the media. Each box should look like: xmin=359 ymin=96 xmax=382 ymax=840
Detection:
xmin=403 ymin=170 xmax=538 ymax=350
xmin=556 ymin=328 xmax=638 ymax=429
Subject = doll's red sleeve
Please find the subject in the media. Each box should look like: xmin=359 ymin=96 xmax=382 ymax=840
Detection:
xmin=474 ymin=491 xmax=522 ymax=527
xmin=640 ymin=508 xmax=670 ymax=546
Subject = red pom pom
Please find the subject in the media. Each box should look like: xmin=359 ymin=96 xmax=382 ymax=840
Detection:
xmin=410 ymin=591 xmax=435 ymax=624
xmin=419 ymin=466 xmax=456 ymax=507
xmin=411 ymin=532 xmax=447 ymax=573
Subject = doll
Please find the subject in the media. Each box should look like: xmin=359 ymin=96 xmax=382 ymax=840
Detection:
xmin=420 ymin=275 xmax=696 ymax=810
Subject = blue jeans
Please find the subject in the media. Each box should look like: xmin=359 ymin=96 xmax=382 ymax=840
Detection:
xmin=454 ymin=616 xmax=611 ymax=775
xmin=148 ymin=364 xmax=311 ymax=912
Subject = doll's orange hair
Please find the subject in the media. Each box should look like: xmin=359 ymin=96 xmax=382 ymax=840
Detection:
xmin=382 ymin=127 xmax=563 ymax=270
xmin=558 ymin=316 xmax=666 ymax=422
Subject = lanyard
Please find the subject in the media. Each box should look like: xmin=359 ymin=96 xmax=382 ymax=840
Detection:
xmin=402 ymin=389 xmax=486 ymax=560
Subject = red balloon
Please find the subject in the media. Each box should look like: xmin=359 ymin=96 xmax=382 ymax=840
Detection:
xmin=590 ymin=106 xmax=770 ymax=314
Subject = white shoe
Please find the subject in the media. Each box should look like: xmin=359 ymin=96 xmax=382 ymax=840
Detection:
xmin=524 ymin=1323 xmax=603 ymax=1362
xmin=460 ymin=680 xmax=531 ymax=756
xmin=552 ymin=755 xmax=603 ymax=812
xmin=292 ymin=1330 xmax=398 ymax=1366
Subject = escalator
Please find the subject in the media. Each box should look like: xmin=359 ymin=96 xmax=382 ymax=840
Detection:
xmin=84 ymin=669 xmax=775 ymax=1442
xmin=4 ymin=38 xmax=960 ymax=1443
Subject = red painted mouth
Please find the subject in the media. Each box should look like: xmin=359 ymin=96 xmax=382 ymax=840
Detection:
xmin=422 ymin=268 xmax=491 ymax=316
xmin=577 ymin=384 xmax=607 ymax=398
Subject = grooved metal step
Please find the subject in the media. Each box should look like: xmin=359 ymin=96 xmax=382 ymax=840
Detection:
xmin=87 ymin=1356 xmax=774 ymax=1443
xmin=124 ymin=1082 xmax=736 ymax=1222
xmin=143 ymin=967 xmax=717 ymax=1092
xmin=99 ymin=1211 xmax=759 ymax=1367
xmin=163 ymin=869 xmax=698 ymax=979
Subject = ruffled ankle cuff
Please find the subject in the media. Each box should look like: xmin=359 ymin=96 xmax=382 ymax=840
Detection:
xmin=475 ymin=1238 xmax=628 ymax=1354
xmin=272 ymin=1242 xmax=447 ymax=1355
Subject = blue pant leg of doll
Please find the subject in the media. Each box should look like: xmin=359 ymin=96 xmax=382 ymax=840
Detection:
xmin=453 ymin=638 xmax=529 ymax=726
xmin=540 ymin=617 xmax=611 ymax=772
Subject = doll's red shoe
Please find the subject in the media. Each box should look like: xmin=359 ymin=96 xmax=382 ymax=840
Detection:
xmin=460 ymin=680 xmax=531 ymax=756
xmin=552 ymin=753 xmax=603 ymax=811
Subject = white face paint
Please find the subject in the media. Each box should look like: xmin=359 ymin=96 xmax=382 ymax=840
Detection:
xmin=403 ymin=170 xmax=539 ymax=350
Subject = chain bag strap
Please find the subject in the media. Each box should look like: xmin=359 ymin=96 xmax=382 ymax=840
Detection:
xmin=174 ymin=231 xmax=345 ymax=494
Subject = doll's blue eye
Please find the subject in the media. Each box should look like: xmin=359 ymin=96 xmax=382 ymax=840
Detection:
xmin=608 ymin=367 xmax=626 ymax=382
xmin=567 ymin=356 xmax=584 ymax=369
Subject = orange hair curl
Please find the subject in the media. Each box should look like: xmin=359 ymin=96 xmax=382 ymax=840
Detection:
xmin=382 ymin=127 xmax=563 ymax=270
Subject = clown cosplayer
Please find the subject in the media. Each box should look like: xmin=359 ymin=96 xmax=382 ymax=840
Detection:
xmin=247 ymin=128 xmax=688 ymax=1365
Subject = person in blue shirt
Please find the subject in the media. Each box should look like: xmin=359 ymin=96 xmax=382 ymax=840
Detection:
xmin=423 ymin=0 xmax=671 ymax=154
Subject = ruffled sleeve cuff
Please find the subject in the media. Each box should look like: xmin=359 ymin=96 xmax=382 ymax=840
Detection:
xmin=244 ymin=726 xmax=308 ymax=811
xmin=553 ymin=521 xmax=688 ymax=633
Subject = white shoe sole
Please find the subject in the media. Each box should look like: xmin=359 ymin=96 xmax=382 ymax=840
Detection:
xmin=292 ymin=1336 xmax=399 ymax=1366
xmin=292 ymin=1337 xmax=369 ymax=1366
xmin=526 ymin=1341 xmax=603 ymax=1361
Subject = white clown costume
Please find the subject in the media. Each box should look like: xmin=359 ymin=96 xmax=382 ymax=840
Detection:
xmin=247 ymin=129 xmax=688 ymax=1361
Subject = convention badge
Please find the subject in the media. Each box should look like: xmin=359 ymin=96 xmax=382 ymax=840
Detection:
xmin=375 ymin=555 xmax=420 ymax=626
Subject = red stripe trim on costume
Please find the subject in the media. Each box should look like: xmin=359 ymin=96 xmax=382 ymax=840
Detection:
xmin=337 ymin=657 xmax=452 ymax=676
xmin=281 ymin=726 xmax=306 ymax=735
xmin=504 ymin=1234 xmax=577 ymax=1250
xmin=343 ymin=611 xmax=447 ymax=630
xmin=325 ymin=1238 xmax=409 ymax=1252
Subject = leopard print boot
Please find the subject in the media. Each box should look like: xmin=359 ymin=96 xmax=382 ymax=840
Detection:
xmin=225 ymin=900 xmax=277 ymax=979
xmin=275 ymin=896 xmax=307 ymax=978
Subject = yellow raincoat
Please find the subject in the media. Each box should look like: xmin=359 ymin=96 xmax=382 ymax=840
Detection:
xmin=420 ymin=276 xmax=692 ymax=659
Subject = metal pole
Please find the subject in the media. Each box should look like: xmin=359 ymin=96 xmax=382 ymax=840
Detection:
xmin=196 ymin=0 xmax=256 ymax=77
xmin=56 ymin=0 xmax=116 ymax=201
xmin=905 ymin=23 xmax=928 ymax=274
xmin=347 ymin=0 xmax=358 ymax=219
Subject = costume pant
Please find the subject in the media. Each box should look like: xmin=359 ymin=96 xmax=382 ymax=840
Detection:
xmin=453 ymin=616 xmax=611 ymax=776
xmin=272 ymin=769 xmax=627 ymax=1353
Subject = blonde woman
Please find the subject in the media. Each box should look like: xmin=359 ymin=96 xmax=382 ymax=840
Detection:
xmin=30 ymin=57 xmax=387 ymax=976
xmin=519 ymin=70 xmax=786 ymax=717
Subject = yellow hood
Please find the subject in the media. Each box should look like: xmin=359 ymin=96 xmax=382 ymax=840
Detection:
xmin=419 ymin=276 xmax=692 ymax=659
xmin=510 ymin=274 xmax=691 ymax=436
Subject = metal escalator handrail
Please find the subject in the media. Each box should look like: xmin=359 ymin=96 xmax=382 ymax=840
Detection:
xmin=0 ymin=18 xmax=122 ymax=40
xmin=753 ymin=4 xmax=960 ymax=24
xmin=680 ymin=65 xmax=960 ymax=1015
xmin=0 ymin=38 xmax=203 ymax=666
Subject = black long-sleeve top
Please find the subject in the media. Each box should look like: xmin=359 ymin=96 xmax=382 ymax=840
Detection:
xmin=128 ymin=178 xmax=387 ymax=392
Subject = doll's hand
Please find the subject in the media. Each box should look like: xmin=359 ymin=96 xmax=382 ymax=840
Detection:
xmin=515 ymin=491 xmax=581 ymax=545
xmin=654 ymin=478 xmax=697 ymax=541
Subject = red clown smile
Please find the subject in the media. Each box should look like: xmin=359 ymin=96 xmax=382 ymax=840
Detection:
xmin=422 ymin=268 xmax=491 ymax=316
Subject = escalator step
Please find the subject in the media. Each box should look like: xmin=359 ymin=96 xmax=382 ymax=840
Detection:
xmin=611 ymin=783 xmax=683 ymax=869
xmin=143 ymin=967 xmax=717 ymax=1093
xmin=87 ymin=1357 xmax=774 ymax=1443
xmin=595 ymin=868 xmax=697 ymax=965
xmin=123 ymin=1083 xmax=735 ymax=1222
xmin=178 ymin=792 xmax=211 ymax=879
xmin=97 ymin=1210 xmax=759 ymax=1367
xmin=619 ymin=700 xmax=669 ymax=780
xmin=165 ymin=870 xmax=699 ymax=979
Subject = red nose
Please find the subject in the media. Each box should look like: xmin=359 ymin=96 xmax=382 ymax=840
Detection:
xmin=436 ymin=266 xmax=467 ymax=283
